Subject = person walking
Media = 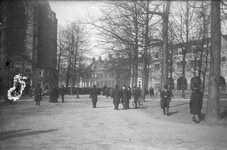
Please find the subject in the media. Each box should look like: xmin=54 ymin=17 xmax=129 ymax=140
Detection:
xmin=60 ymin=85 xmax=65 ymax=103
xmin=133 ymin=86 xmax=141 ymax=109
xmin=189 ymin=85 xmax=203 ymax=123
xmin=126 ymin=86 xmax=131 ymax=109
xmin=90 ymin=85 xmax=99 ymax=108
xmin=160 ymin=85 xmax=171 ymax=116
xmin=34 ymin=83 xmax=42 ymax=106
xmin=112 ymin=85 xmax=122 ymax=110
xmin=121 ymin=85 xmax=128 ymax=109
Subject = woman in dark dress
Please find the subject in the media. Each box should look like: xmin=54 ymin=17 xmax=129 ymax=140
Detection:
xmin=189 ymin=85 xmax=203 ymax=123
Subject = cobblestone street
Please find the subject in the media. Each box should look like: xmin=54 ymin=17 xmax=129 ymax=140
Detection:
xmin=0 ymin=95 xmax=227 ymax=150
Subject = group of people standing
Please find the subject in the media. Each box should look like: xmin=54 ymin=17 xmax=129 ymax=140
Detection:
xmin=90 ymin=85 xmax=141 ymax=110
xmin=34 ymin=84 xmax=65 ymax=106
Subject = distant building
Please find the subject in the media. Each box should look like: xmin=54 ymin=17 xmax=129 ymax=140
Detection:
xmin=89 ymin=55 xmax=130 ymax=88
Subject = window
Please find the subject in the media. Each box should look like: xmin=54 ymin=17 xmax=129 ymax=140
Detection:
xmin=14 ymin=64 xmax=22 ymax=72
xmin=155 ymin=64 xmax=160 ymax=70
xmin=39 ymin=69 xmax=44 ymax=77
xmin=25 ymin=64 xmax=32 ymax=73
xmin=222 ymin=56 xmax=226 ymax=62
xmin=155 ymin=53 xmax=159 ymax=58
xmin=190 ymin=60 xmax=194 ymax=68
xmin=101 ymin=73 xmax=103 ymax=78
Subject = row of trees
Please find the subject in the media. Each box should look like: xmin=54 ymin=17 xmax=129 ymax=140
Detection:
xmin=81 ymin=0 xmax=225 ymax=125
xmin=57 ymin=0 xmax=226 ymax=124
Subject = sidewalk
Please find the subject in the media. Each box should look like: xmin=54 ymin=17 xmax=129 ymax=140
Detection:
xmin=0 ymin=95 xmax=227 ymax=150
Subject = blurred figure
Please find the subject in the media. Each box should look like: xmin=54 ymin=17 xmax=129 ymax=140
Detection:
xmin=60 ymin=85 xmax=65 ymax=103
xmin=121 ymin=85 xmax=128 ymax=109
xmin=133 ymin=86 xmax=141 ymax=109
xmin=90 ymin=85 xmax=98 ymax=108
xmin=149 ymin=87 xmax=154 ymax=97
xmin=160 ymin=85 xmax=171 ymax=116
xmin=126 ymin=86 xmax=131 ymax=109
xmin=29 ymin=87 xmax=33 ymax=97
xmin=112 ymin=85 xmax=122 ymax=110
xmin=35 ymin=83 xmax=42 ymax=106
xmin=189 ymin=85 xmax=203 ymax=123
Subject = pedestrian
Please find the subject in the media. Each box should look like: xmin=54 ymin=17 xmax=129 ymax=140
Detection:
xmin=89 ymin=85 xmax=98 ymax=108
xmin=149 ymin=87 xmax=154 ymax=97
xmin=112 ymin=85 xmax=122 ymax=110
xmin=189 ymin=85 xmax=203 ymax=123
xmin=126 ymin=86 xmax=131 ymax=109
xmin=160 ymin=85 xmax=171 ymax=116
xmin=29 ymin=87 xmax=33 ymax=97
xmin=49 ymin=86 xmax=54 ymax=103
xmin=60 ymin=85 xmax=65 ymax=103
xmin=121 ymin=85 xmax=128 ymax=109
xmin=34 ymin=83 xmax=42 ymax=106
xmin=133 ymin=86 xmax=141 ymax=109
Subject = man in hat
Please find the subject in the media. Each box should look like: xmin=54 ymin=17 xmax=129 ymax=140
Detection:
xmin=90 ymin=85 xmax=99 ymax=108
xmin=112 ymin=85 xmax=122 ymax=110
xmin=160 ymin=85 xmax=171 ymax=116
xmin=189 ymin=85 xmax=203 ymax=123
xmin=133 ymin=86 xmax=141 ymax=109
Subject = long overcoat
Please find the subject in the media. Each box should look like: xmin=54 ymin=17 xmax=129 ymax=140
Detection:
xmin=35 ymin=87 xmax=42 ymax=101
xmin=133 ymin=89 xmax=141 ymax=101
xmin=90 ymin=88 xmax=98 ymax=102
xmin=189 ymin=90 xmax=203 ymax=114
xmin=160 ymin=90 xmax=171 ymax=109
xmin=112 ymin=88 xmax=122 ymax=105
xmin=121 ymin=89 xmax=128 ymax=104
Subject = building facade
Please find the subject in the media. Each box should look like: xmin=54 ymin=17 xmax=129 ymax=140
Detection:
xmin=89 ymin=55 xmax=130 ymax=88
xmin=0 ymin=0 xmax=57 ymax=98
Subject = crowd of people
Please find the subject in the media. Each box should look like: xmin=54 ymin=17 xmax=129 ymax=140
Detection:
xmin=32 ymin=82 xmax=203 ymax=124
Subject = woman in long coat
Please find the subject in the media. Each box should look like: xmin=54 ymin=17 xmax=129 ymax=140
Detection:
xmin=160 ymin=85 xmax=171 ymax=116
xmin=90 ymin=85 xmax=98 ymax=108
xmin=189 ymin=85 xmax=203 ymax=123
xmin=121 ymin=85 xmax=128 ymax=109
xmin=112 ymin=85 xmax=122 ymax=110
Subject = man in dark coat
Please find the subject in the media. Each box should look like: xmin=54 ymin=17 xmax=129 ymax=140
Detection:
xmin=149 ymin=87 xmax=154 ymax=97
xmin=112 ymin=85 xmax=122 ymax=110
xmin=35 ymin=83 xmax=42 ymax=106
xmin=121 ymin=85 xmax=128 ymax=109
xmin=126 ymin=86 xmax=131 ymax=109
xmin=160 ymin=85 xmax=171 ymax=116
xmin=189 ymin=85 xmax=203 ymax=123
xmin=90 ymin=85 xmax=98 ymax=108
xmin=133 ymin=86 xmax=141 ymax=109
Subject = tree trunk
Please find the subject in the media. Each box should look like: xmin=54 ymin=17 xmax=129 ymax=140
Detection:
xmin=161 ymin=1 xmax=171 ymax=90
xmin=205 ymin=0 xmax=221 ymax=125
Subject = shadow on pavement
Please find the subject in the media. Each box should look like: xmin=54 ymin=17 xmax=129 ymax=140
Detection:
xmin=169 ymin=102 xmax=189 ymax=108
xmin=0 ymin=129 xmax=58 ymax=140
xmin=168 ymin=111 xmax=179 ymax=116
xmin=96 ymin=106 xmax=112 ymax=108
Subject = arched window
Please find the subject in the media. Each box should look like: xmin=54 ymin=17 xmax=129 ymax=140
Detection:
xmin=177 ymin=77 xmax=187 ymax=90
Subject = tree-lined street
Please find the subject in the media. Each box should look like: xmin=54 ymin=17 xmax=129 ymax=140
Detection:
xmin=1 ymin=95 xmax=227 ymax=150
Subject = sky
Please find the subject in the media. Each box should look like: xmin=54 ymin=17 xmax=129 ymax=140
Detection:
xmin=49 ymin=1 xmax=105 ymax=58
